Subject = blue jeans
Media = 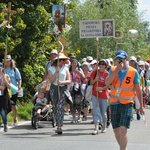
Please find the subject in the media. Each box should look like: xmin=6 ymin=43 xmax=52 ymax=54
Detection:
xmin=0 ymin=109 xmax=7 ymax=125
xmin=92 ymin=95 xmax=108 ymax=124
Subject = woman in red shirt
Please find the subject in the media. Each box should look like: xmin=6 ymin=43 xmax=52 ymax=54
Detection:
xmin=90 ymin=59 xmax=109 ymax=134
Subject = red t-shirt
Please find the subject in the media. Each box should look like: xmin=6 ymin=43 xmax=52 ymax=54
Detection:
xmin=90 ymin=70 xmax=109 ymax=99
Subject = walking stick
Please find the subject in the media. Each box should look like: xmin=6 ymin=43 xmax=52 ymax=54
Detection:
xmin=96 ymin=38 xmax=99 ymax=106
xmin=56 ymin=36 xmax=64 ymax=100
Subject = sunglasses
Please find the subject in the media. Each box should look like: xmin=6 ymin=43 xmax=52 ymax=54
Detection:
xmin=115 ymin=58 xmax=125 ymax=64
xmin=99 ymin=62 xmax=106 ymax=65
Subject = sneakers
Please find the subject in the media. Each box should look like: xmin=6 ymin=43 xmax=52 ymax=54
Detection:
xmin=64 ymin=110 xmax=69 ymax=115
xmin=106 ymin=121 xmax=110 ymax=128
xmin=101 ymin=126 xmax=106 ymax=133
xmin=4 ymin=125 xmax=8 ymax=132
xmin=137 ymin=112 xmax=141 ymax=120
xmin=82 ymin=115 xmax=87 ymax=121
xmin=99 ymin=123 xmax=103 ymax=130
xmin=77 ymin=117 xmax=81 ymax=123
xmin=91 ymin=121 xmax=94 ymax=124
xmin=71 ymin=120 xmax=75 ymax=124
xmin=13 ymin=119 xmax=18 ymax=126
xmin=92 ymin=130 xmax=99 ymax=135
xmin=55 ymin=127 xmax=62 ymax=134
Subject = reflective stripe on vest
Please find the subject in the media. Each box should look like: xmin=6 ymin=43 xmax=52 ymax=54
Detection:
xmin=110 ymin=85 xmax=135 ymax=92
xmin=110 ymin=94 xmax=135 ymax=101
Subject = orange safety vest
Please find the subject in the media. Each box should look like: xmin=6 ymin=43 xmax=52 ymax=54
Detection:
xmin=110 ymin=66 xmax=136 ymax=104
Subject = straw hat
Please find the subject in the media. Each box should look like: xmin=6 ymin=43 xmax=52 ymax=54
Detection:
xmin=53 ymin=52 xmax=68 ymax=61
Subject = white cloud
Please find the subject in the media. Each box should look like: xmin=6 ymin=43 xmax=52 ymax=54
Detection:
xmin=138 ymin=0 xmax=150 ymax=22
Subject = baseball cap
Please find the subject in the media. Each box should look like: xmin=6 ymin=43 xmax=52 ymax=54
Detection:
xmin=90 ymin=60 xmax=97 ymax=65
xmin=99 ymin=59 xmax=108 ymax=65
xmin=115 ymin=50 xmax=128 ymax=59
xmin=6 ymin=55 xmax=12 ymax=61
xmin=106 ymin=59 xmax=112 ymax=66
xmin=81 ymin=58 xmax=86 ymax=63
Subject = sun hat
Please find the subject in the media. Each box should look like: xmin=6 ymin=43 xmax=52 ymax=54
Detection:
xmin=82 ymin=61 xmax=89 ymax=66
xmin=86 ymin=56 xmax=93 ymax=61
xmin=50 ymin=49 xmax=58 ymax=55
xmin=138 ymin=60 xmax=145 ymax=66
xmin=115 ymin=50 xmax=128 ymax=59
xmin=53 ymin=52 xmax=68 ymax=61
xmin=129 ymin=56 xmax=136 ymax=61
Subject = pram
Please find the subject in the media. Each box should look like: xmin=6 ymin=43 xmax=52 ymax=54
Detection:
xmin=31 ymin=80 xmax=55 ymax=129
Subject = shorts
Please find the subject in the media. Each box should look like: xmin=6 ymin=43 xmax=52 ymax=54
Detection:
xmin=11 ymin=94 xmax=18 ymax=105
xmin=110 ymin=103 xmax=133 ymax=129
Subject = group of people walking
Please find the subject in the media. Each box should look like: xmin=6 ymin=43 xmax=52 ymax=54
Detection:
xmin=39 ymin=49 xmax=148 ymax=150
xmin=0 ymin=49 xmax=148 ymax=150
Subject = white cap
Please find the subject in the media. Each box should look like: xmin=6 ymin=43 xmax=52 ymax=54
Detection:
xmin=50 ymin=49 xmax=58 ymax=54
xmin=106 ymin=59 xmax=112 ymax=66
xmin=138 ymin=60 xmax=144 ymax=66
xmin=129 ymin=56 xmax=136 ymax=61
xmin=90 ymin=60 xmax=97 ymax=65
xmin=81 ymin=58 xmax=86 ymax=63
xmin=86 ymin=56 xmax=93 ymax=61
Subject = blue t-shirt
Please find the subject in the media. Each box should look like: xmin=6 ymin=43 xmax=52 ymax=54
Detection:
xmin=4 ymin=68 xmax=22 ymax=87
xmin=109 ymin=66 xmax=140 ymax=105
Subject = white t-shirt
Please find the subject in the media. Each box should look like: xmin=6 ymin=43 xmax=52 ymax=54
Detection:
xmin=48 ymin=65 xmax=68 ymax=86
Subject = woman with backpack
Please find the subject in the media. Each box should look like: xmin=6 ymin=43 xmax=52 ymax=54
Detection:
xmin=4 ymin=55 xmax=22 ymax=126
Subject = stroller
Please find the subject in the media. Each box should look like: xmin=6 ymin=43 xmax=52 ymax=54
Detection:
xmin=31 ymin=80 xmax=55 ymax=129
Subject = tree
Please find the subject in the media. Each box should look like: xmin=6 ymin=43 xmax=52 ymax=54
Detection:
xmin=65 ymin=0 xmax=149 ymax=60
xmin=0 ymin=0 xmax=64 ymax=101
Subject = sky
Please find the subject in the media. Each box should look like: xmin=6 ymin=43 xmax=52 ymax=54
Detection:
xmin=64 ymin=0 xmax=150 ymax=22
xmin=137 ymin=0 xmax=150 ymax=22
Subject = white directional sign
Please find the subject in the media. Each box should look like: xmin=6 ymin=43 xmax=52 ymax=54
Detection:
xmin=79 ymin=19 xmax=115 ymax=38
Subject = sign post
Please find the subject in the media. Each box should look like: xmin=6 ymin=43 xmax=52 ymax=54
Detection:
xmin=2 ymin=2 xmax=16 ymax=66
xmin=79 ymin=19 xmax=115 ymax=104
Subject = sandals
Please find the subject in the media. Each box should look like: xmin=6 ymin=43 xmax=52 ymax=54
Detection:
xmin=55 ymin=127 xmax=62 ymax=134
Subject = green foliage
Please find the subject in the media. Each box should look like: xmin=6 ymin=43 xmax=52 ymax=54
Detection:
xmin=66 ymin=0 xmax=150 ymax=60
xmin=6 ymin=101 xmax=33 ymax=124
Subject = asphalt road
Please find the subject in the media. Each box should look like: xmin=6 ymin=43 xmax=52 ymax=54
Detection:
xmin=0 ymin=108 xmax=150 ymax=150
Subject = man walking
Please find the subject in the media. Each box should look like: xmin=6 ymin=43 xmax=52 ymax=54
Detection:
xmin=105 ymin=50 xmax=145 ymax=150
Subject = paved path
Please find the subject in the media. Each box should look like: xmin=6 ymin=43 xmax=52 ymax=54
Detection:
xmin=0 ymin=107 xmax=150 ymax=150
